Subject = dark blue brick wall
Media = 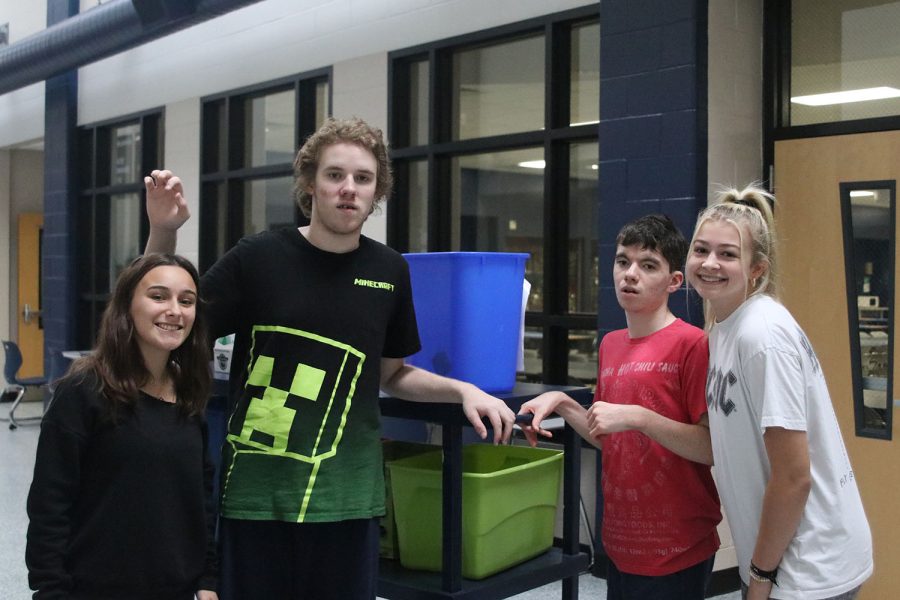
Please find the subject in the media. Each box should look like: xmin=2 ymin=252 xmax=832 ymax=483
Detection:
xmin=597 ymin=0 xmax=708 ymax=336
xmin=42 ymin=0 xmax=80 ymax=384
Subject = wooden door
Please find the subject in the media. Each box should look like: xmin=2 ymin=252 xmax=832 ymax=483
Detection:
xmin=17 ymin=213 xmax=43 ymax=378
xmin=775 ymin=131 xmax=900 ymax=599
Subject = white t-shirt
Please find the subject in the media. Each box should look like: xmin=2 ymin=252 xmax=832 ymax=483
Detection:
xmin=706 ymin=294 xmax=872 ymax=599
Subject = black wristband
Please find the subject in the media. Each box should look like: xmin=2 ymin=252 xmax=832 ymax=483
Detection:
xmin=749 ymin=562 xmax=779 ymax=586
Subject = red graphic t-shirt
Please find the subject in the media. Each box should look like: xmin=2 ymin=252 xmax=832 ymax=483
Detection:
xmin=596 ymin=319 xmax=721 ymax=576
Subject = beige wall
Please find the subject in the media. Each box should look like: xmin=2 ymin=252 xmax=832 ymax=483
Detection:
xmin=0 ymin=0 xmax=47 ymax=42
xmin=707 ymin=0 xmax=764 ymax=573
xmin=707 ymin=0 xmax=764 ymax=194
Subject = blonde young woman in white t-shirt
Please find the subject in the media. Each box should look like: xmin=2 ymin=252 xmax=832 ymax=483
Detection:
xmin=685 ymin=186 xmax=873 ymax=600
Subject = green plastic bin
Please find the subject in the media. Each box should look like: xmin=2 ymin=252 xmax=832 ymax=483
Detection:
xmin=380 ymin=440 xmax=435 ymax=559
xmin=387 ymin=444 xmax=563 ymax=580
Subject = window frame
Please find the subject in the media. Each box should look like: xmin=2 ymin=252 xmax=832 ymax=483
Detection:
xmin=388 ymin=5 xmax=600 ymax=385
xmin=76 ymin=108 xmax=164 ymax=348
xmin=840 ymin=180 xmax=896 ymax=440
xmin=198 ymin=68 xmax=332 ymax=271
xmin=764 ymin=0 xmax=900 ymax=146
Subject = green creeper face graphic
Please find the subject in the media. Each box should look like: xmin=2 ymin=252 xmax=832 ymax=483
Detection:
xmin=221 ymin=325 xmax=369 ymax=521
xmin=228 ymin=325 xmax=365 ymax=461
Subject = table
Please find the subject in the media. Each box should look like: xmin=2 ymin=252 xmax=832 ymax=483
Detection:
xmin=378 ymin=382 xmax=593 ymax=599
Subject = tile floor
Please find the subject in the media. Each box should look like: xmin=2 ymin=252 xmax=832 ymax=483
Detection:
xmin=1 ymin=400 xmax=741 ymax=599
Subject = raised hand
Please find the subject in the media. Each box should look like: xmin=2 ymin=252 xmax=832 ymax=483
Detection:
xmin=145 ymin=169 xmax=190 ymax=231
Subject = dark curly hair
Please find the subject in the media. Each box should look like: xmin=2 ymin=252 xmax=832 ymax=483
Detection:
xmin=64 ymin=253 xmax=211 ymax=419
xmin=293 ymin=117 xmax=393 ymax=218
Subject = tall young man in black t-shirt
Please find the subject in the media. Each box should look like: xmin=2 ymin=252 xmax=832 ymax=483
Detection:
xmin=145 ymin=117 xmax=516 ymax=599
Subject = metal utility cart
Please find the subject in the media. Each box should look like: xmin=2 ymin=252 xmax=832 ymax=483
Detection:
xmin=378 ymin=382 xmax=593 ymax=599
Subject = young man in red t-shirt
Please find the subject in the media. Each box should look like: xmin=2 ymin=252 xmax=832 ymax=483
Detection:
xmin=519 ymin=214 xmax=721 ymax=600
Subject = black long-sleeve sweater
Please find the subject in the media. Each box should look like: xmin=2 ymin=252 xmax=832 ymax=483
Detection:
xmin=26 ymin=373 xmax=218 ymax=600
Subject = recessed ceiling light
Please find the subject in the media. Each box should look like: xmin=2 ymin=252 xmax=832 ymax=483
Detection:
xmin=791 ymin=86 xmax=900 ymax=106
xmin=850 ymin=190 xmax=875 ymax=198
xmin=518 ymin=160 xmax=546 ymax=169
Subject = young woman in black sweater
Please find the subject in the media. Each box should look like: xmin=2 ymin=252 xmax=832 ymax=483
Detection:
xmin=26 ymin=254 xmax=218 ymax=600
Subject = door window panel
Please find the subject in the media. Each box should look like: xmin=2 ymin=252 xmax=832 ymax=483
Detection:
xmin=841 ymin=181 xmax=895 ymax=439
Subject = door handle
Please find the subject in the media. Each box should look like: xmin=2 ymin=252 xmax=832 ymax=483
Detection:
xmin=23 ymin=303 xmax=42 ymax=325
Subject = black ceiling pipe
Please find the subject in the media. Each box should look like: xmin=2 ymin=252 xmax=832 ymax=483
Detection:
xmin=0 ymin=0 xmax=266 ymax=97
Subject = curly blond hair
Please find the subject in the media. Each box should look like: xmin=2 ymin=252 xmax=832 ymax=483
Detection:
xmin=292 ymin=117 xmax=393 ymax=217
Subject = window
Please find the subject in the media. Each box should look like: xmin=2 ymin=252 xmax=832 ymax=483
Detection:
xmin=841 ymin=181 xmax=895 ymax=439
xmin=452 ymin=35 xmax=545 ymax=140
xmin=76 ymin=112 xmax=162 ymax=347
xmin=390 ymin=6 xmax=600 ymax=385
xmin=772 ymin=0 xmax=900 ymax=129
xmin=199 ymin=70 xmax=331 ymax=271
xmin=570 ymin=20 xmax=601 ymax=127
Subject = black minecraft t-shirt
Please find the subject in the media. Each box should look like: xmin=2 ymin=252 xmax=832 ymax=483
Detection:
xmin=202 ymin=228 xmax=420 ymax=523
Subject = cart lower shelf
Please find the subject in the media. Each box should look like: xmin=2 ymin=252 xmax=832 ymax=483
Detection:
xmin=378 ymin=547 xmax=590 ymax=599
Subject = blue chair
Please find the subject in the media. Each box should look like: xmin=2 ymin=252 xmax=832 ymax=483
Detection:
xmin=2 ymin=340 xmax=47 ymax=430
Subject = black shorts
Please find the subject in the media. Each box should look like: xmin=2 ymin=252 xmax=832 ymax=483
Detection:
xmin=219 ymin=516 xmax=380 ymax=600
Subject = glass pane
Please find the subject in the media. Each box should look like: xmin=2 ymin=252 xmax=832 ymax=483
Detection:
xmin=791 ymin=1 xmax=900 ymax=126
xmin=315 ymin=80 xmax=330 ymax=128
xmin=410 ymin=59 xmax=429 ymax=146
xmin=200 ymin=181 xmax=230 ymax=268
xmin=845 ymin=184 xmax=894 ymax=437
xmin=521 ymin=325 xmax=543 ymax=381
xmin=569 ymin=142 xmax=599 ymax=313
xmin=244 ymin=176 xmax=295 ymax=235
xmin=408 ymin=160 xmax=429 ymax=253
xmin=110 ymin=123 xmax=141 ymax=185
xmin=568 ymin=327 xmax=598 ymax=386
xmin=202 ymin=99 xmax=227 ymax=173
xmin=571 ymin=21 xmax=600 ymax=126
xmin=451 ymin=148 xmax=544 ymax=310
xmin=452 ymin=35 xmax=544 ymax=140
xmin=244 ymin=89 xmax=296 ymax=167
xmin=109 ymin=193 xmax=142 ymax=285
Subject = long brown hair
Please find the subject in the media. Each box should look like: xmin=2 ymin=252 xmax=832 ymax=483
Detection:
xmin=64 ymin=254 xmax=211 ymax=418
